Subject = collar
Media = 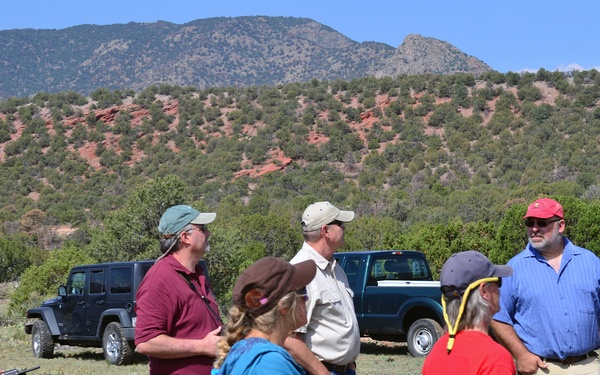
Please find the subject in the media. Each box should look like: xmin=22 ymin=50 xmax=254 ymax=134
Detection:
xmin=301 ymin=242 xmax=334 ymax=270
xmin=161 ymin=253 xmax=204 ymax=276
xmin=525 ymin=237 xmax=580 ymax=262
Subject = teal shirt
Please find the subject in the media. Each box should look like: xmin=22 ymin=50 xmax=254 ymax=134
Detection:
xmin=212 ymin=337 xmax=306 ymax=375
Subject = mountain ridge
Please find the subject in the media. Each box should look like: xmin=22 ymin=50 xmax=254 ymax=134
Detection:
xmin=0 ymin=16 xmax=492 ymax=99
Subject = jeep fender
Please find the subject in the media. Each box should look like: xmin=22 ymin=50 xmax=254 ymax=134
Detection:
xmin=25 ymin=307 xmax=61 ymax=335
xmin=97 ymin=309 xmax=135 ymax=337
xmin=397 ymin=297 xmax=443 ymax=330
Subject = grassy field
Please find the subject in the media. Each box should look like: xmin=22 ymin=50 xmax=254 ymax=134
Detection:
xmin=0 ymin=323 xmax=424 ymax=375
xmin=0 ymin=282 xmax=424 ymax=374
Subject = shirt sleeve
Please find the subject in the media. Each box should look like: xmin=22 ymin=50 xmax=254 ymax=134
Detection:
xmin=493 ymin=260 xmax=517 ymax=325
xmin=134 ymin=275 xmax=173 ymax=344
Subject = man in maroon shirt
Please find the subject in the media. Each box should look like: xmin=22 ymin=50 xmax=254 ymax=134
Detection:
xmin=135 ymin=205 xmax=222 ymax=375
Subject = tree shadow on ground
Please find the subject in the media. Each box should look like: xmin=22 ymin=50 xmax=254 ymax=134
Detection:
xmin=53 ymin=347 xmax=149 ymax=364
xmin=359 ymin=339 xmax=409 ymax=355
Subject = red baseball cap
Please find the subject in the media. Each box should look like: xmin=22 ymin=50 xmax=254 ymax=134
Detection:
xmin=523 ymin=198 xmax=564 ymax=219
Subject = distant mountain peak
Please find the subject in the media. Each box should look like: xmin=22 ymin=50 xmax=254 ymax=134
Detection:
xmin=372 ymin=34 xmax=491 ymax=77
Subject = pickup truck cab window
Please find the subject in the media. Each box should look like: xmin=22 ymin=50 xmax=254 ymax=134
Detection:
xmin=343 ymin=257 xmax=361 ymax=287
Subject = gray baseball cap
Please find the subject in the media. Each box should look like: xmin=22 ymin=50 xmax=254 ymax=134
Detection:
xmin=440 ymin=251 xmax=513 ymax=299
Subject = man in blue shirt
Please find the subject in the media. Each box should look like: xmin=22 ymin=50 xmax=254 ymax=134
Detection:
xmin=491 ymin=198 xmax=600 ymax=375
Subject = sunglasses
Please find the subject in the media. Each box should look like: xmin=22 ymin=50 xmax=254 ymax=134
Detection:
xmin=495 ymin=278 xmax=502 ymax=288
xmin=523 ymin=218 xmax=561 ymax=228
xmin=327 ymin=220 xmax=345 ymax=230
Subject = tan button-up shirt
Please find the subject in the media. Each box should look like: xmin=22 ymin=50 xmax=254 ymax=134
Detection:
xmin=291 ymin=242 xmax=361 ymax=365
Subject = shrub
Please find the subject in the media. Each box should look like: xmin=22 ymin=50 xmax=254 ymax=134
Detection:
xmin=0 ymin=235 xmax=45 ymax=282
xmin=8 ymin=245 xmax=95 ymax=317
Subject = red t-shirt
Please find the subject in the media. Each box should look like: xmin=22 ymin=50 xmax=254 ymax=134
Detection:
xmin=422 ymin=331 xmax=516 ymax=375
xmin=135 ymin=255 xmax=222 ymax=375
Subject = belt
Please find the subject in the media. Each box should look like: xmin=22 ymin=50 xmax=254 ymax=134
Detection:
xmin=542 ymin=351 xmax=598 ymax=365
xmin=321 ymin=361 xmax=353 ymax=373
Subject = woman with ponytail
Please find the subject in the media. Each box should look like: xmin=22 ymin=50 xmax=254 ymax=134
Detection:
xmin=212 ymin=257 xmax=316 ymax=375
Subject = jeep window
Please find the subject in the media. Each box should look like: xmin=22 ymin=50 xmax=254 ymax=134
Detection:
xmin=69 ymin=271 xmax=86 ymax=295
xmin=90 ymin=270 xmax=105 ymax=294
xmin=110 ymin=268 xmax=132 ymax=294
xmin=142 ymin=264 xmax=152 ymax=278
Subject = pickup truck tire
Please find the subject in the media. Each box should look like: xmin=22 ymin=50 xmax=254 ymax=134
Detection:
xmin=32 ymin=320 xmax=54 ymax=358
xmin=102 ymin=322 xmax=134 ymax=365
xmin=407 ymin=318 xmax=443 ymax=357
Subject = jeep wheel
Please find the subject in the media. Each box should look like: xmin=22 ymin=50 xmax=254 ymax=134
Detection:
xmin=103 ymin=322 xmax=134 ymax=365
xmin=407 ymin=318 xmax=443 ymax=357
xmin=32 ymin=320 xmax=54 ymax=358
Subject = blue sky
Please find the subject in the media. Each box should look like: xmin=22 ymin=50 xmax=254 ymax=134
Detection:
xmin=2 ymin=0 xmax=599 ymax=73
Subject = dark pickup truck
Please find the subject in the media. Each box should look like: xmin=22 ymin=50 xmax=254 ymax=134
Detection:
xmin=335 ymin=250 xmax=444 ymax=357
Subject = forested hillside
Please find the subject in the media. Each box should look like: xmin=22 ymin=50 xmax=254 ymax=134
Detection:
xmin=2 ymin=69 xmax=600 ymax=315
xmin=0 ymin=16 xmax=490 ymax=98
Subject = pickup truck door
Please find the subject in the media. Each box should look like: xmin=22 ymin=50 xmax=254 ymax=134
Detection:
xmin=362 ymin=255 xmax=433 ymax=335
xmin=340 ymin=256 xmax=364 ymax=317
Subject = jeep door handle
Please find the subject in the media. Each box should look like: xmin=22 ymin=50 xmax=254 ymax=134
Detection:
xmin=97 ymin=301 xmax=105 ymax=305
xmin=77 ymin=301 xmax=86 ymax=305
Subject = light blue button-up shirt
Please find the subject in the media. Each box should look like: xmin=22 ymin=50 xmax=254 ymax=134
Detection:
xmin=494 ymin=238 xmax=600 ymax=359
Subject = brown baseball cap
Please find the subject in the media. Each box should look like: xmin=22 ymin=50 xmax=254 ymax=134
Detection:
xmin=232 ymin=257 xmax=317 ymax=317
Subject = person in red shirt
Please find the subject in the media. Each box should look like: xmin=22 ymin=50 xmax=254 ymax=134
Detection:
xmin=135 ymin=205 xmax=223 ymax=375
xmin=422 ymin=251 xmax=516 ymax=375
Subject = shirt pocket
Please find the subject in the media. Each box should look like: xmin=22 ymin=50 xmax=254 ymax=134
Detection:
xmin=322 ymin=290 xmax=341 ymax=304
xmin=321 ymin=290 xmax=345 ymax=318
xmin=573 ymin=284 xmax=598 ymax=314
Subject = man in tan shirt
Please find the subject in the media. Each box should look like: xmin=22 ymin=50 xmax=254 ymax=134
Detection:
xmin=284 ymin=202 xmax=361 ymax=375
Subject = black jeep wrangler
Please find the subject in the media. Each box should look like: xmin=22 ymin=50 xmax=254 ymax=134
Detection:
xmin=25 ymin=260 xmax=155 ymax=365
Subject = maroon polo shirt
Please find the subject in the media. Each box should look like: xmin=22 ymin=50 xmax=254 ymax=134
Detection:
xmin=135 ymin=255 xmax=221 ymax=375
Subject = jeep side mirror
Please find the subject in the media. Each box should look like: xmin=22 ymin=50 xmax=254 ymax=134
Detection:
xmin=58 ymin=286 xmax=67 ymax=297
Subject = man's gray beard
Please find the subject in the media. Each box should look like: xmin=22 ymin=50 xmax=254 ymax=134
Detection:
xmin=529 ymin=235 xmax=561 ymax=253
xmin=529 ymin=239 xmax=547 ymax=252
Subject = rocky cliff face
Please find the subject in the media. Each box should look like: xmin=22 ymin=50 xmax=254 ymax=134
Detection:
xmin=372 ymin=34 xmax=490 ymax=76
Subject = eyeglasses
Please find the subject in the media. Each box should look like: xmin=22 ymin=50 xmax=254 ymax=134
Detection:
xmin=186 ymin=225 xmax=207 ymax=234
xmin=296 ymin=287 xmax=308 ymax=301
xmin=523 ymin=218 xmax=561 ymax=228
xmin=495 ymin=278 xmax=502 ymax=288
xmin=327 ymin=220 xmax=345 ymax=230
